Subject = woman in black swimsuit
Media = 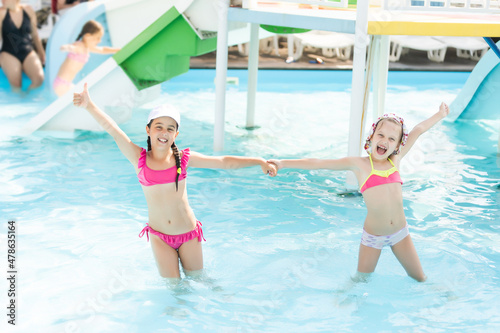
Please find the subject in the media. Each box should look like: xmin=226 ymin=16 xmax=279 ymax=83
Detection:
xmin=0 ymin=0 xmax=45 ymax=91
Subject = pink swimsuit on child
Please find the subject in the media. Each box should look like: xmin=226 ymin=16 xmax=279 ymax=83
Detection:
xmin=137 ymin=148 xmax=206 ymax=250
xmin=53 ymin=51 xmax=90 ymax=91
xmin=359 ymin=154 xmax=408 ymax=249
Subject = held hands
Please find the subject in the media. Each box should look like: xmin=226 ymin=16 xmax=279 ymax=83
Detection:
xmin=261 ymin=160 xmax=278 ymax=177
xmin=73 ymin=83 xmax=90 ymax=109
xmin=267 ymin=159 xmax=281 ymax=176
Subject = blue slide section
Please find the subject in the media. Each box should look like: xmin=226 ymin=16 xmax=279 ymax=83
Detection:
xmin=449 ymin=40 xmax=500 ymax=121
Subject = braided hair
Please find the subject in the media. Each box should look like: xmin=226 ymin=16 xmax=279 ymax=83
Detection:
xmin=76 ymin=20 xmax=103 ymax=41
xmin=170 ymin=142 xmax=182 ymax=191
xmin=147 ymin=120 xmax=182 ymax=191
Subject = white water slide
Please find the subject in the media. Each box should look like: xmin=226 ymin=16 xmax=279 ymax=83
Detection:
xmin=21 ymin=0 xmax=272 ymax=135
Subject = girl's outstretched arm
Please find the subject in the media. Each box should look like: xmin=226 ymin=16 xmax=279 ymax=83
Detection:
xmin=268 ymin=157 xmax=359 ymax=173
xmin=73 ymin=83 xmax=142 ymax=166
xmin=189 ymin=152 xmax=277 ymax=176
xmin=90 ymin=46 xmax=121 ymax=54
xmin=399 ymin=102 xmax=449 ymax=158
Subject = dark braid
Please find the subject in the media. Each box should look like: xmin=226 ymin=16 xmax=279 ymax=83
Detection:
xmin=147 ymin=120 xmax=153 ymax=151
xmin=171 ymin=142 xmax=182 ymax=191
xmin=146 ymin=120 xmax=181 ymax=191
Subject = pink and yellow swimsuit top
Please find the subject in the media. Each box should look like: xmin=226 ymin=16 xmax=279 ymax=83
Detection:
xmin=359 ymin=154 xmax=403 ymax=193
xmin=67 ymin=51 xmax=89 ymax=64
xmin=137 ymin=148 xmax=190 ymax=186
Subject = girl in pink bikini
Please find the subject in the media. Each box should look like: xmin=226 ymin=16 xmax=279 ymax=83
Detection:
xmin=269 ymin=103 xmax=449 ymax=282
xmin=53 ymin=20 xmax=120 ymax=96
xmin=73 ymin=83 xmax=277 ymax=279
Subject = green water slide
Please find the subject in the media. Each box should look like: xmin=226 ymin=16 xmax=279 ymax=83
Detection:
xmin=113 ymin=6 xmax=217 ymax=90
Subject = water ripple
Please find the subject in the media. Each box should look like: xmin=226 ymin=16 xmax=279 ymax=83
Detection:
xmin=1 ymin=74 xmax=499 ymax=332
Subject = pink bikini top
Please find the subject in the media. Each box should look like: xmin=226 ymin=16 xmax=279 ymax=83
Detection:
xmin=67 ymin=51 xmax=89 ymax=64
xmin=137 ymin=148 xmax=190 ymax=186
xmin=360 ymin=154 xmax=403 ymax=193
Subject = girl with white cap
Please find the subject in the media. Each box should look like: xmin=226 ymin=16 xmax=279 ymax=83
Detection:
xmin=73 ymin=84 xmax=277 ymax=279
xmin=269 ymin=103 xmax=449 ymax=282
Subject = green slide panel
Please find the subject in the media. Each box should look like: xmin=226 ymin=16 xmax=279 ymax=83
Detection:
xmin=113 ymin=7 xmax=217 ymax=90
xmin=260 ymin=25 xmax=310 ymax=34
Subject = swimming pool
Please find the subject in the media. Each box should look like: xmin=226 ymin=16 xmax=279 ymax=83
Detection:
xmin=1 ymin=70 xmax=499 ymax=332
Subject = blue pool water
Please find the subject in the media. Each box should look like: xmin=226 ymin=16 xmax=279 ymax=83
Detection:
xmin=1 ymin=70 xmax=499 ymax=332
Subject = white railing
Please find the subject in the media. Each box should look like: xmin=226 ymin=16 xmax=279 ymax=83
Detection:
xmin=242 ymin=0 xmax=349 ymax=9
xmin=382 ymin=0 xmax=500 ymax=12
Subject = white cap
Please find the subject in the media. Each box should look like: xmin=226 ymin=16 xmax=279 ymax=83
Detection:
xmin=147 ymin=104 xmax=181 ymax=128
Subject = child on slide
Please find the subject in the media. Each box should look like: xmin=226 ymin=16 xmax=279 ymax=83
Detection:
xmin=54 ymin=20 xmax=120 ymax=96
xmin=73 ymin=83 xmax=277 ymax=279
xmin=269 ymin=103 xmax=450 ymax=282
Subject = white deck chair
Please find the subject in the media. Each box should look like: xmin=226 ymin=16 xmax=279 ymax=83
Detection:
xmin=237 ymin=37 xmax=277 ymax=56
xmin=289 ymin=30 xmax=355 ymax=61
xmin=433 ymin=36 xmax=489 ymax=61
xmin=390 ymin=35 xmax=448 ymax=63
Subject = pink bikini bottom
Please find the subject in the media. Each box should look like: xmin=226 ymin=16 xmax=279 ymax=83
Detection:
xmin=139 ymin=221 xmax=205 ymax=250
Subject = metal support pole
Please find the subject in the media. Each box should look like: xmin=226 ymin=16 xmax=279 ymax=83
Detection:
xmin=364 ymin=35 xmax=376 ymax=123
xmin=214 ymin=0 xmax=230 ymax=152
xmin=372 ymin=35 xmax=390 ymax=120
xmin=346 ymin=0 xmax=370 ymax=189
xmin=246 ymin=23 xmax=260 ymax=129
xmin=372 ymin=35 xmax=381 ymax=119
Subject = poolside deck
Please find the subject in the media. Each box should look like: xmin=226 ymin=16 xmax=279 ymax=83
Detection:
xmin=190 ymin=1 xmax=499 ymax=73
xmin=190 ymin=43 xmax=481 ymax=71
